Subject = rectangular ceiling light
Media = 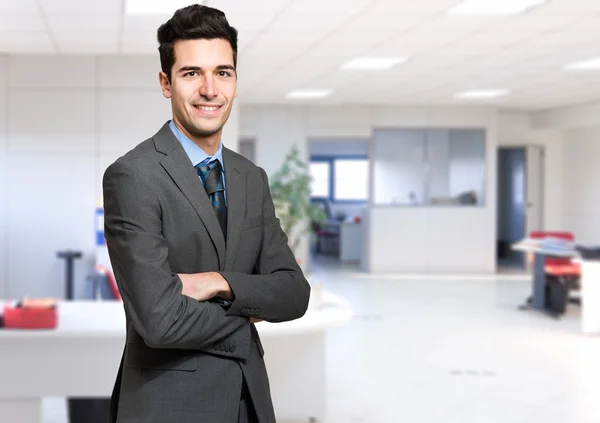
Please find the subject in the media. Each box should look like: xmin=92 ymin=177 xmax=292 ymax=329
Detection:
xmin=125 ymin=0 xmax=204 ymax=15
xmin=454 ymin=89 xmax=510 ymax=99
xmin=341 ymin=57 xmax=407 ymax=70
xmin=448 ymin=0 xmax=546 ymax=15
xmin=286 ymin=89 xmax=333 ymax=99
xmin=564 ymin=57 xmax=600 ymax=70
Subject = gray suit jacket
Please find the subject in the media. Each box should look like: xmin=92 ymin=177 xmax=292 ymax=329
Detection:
xmin=103 ymin=122 xmax=310 ymax=423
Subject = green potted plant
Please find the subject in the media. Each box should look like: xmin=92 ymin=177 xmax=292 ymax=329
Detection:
xmin=269 ymin=144 xmax=327 ymax=259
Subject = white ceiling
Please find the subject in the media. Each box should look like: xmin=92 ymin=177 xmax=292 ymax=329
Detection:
xmin=2 ymin=0 xmax=600 ymax=110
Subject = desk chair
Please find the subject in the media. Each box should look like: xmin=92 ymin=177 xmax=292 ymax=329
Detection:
xmin=90 ymin=264 xmax=121 ymax=301
xmin=528 ymin=231 xmax=581 ymax=313
xmin=311 ymin=221 xmax=340 ymax=255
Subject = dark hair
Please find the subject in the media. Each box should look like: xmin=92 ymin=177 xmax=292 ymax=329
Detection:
xmin=157 ymin=4 xmax=238 ymax=82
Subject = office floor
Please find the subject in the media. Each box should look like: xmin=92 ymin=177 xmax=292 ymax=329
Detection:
xmin=44 ymin=255 xmax=600 ymax=423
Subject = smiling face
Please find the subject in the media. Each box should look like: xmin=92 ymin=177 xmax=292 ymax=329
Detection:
xmin=159 ymin=38 xmax=237 ymax=153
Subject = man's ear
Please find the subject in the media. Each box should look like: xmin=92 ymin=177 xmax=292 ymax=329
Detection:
xmin=159 ymin=71 xmax=172 ymax=99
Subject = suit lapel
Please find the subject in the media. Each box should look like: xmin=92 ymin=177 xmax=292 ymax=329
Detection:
xmin=154 ymin=123 xmax=226 ymax=269
xmin=223 ymin=147 xmax=246 ymax=271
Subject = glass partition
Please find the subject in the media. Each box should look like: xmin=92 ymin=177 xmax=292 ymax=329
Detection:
xmin=372 ymin=128 xmax=486 ymax=206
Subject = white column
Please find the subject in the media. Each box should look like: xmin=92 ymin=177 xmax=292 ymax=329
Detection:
xmin=0 ymin=56 xmax=7 ymax=298
xmin=221 ymin=101 xmax=239 ymax=153
xmin=254 ymin=106 xmax=310 ymax=272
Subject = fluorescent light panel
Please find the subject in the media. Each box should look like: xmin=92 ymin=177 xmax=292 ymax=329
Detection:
xmin=286 ymin=89 xmax=333 ymax=99
xmin=564 ymin=57 xmax=600 ymax=70
xmin=454 ymin=89 xmax=509 ymax=99
xmin=341 ymin=57 xmax=407 ymax=70
xmin=448 ymin=0 xmax=547 ymax=15
xmin=125 ymin=0 xmax=204 ymax=15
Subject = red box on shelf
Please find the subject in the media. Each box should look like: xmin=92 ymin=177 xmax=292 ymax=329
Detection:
xmin=3 ymin=303 xmax=58 ymax=329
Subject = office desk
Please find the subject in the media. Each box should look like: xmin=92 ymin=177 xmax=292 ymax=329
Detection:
xmin=512 ymin=244 xmax=577 ymax=312
xmin=0 ymin=292 xmax=352 ymax=423
xmin=575 ymin=259 xmax=600 ymax=334
xmin=320 ymin=220 xmax=362 ymax=262
xmin=512 ymin=242 xmax=600 ymax=334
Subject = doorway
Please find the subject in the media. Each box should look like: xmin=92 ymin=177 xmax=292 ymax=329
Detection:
xmin=496 ymin=146 xmax=545 ymax=271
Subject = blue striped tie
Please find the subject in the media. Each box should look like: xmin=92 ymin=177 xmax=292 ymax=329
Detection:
xmin=195 ymin=159 xmax=227 ymax=238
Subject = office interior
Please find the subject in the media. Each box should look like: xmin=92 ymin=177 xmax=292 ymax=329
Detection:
xmin=2 ymin=0 xmax=600 ymax=422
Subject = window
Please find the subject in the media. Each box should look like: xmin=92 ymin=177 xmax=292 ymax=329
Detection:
xmin=334 ymin=159 xmax=369 ymax=201
xmin=310 ymin=156 xmax=369 ymax=203
xmin=309 ymin=161 xmax=330 ymax=198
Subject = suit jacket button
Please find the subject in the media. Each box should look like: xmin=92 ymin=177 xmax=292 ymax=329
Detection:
xmin=214 ymin=344 xmax=219 ymax=350
xmin=219 ymin=344 xmax=225 ymax=351
xmin=231 ymin=344 xmax=236 ymax=353
xmin=225 ymin=344 xmax=231 ymax=353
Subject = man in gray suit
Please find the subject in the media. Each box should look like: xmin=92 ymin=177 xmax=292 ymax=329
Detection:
xmin=102 ymin=4 xmax=310 ymax=423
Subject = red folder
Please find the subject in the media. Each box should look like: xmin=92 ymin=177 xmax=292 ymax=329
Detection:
xmin=3 ymin=299 xmax=58 ymax=329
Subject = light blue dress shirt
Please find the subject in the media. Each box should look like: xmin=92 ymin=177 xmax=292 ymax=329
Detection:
xmin=168 ymin=120 xmax=226 ymax=204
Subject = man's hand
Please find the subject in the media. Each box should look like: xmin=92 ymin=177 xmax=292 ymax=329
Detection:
xmin=178 ymin=272 xmax=233 ymax=302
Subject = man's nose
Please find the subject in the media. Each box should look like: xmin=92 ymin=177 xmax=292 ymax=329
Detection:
xmin=199 ymin=75 xmax=217 ymax=99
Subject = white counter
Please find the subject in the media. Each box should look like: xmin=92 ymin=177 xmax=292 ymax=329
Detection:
xmin=0 ymin=291 xmax=352 ymax=422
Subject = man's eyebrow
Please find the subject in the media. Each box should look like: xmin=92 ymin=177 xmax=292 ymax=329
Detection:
xmin=177 ymin=65 xmax=236 ymax=73
xmin=178 ymin=66 xmax=201 ymax=73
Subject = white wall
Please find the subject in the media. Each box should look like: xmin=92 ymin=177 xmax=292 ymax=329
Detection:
xmin=0 ymin=55 xmax=172 ymax=298
xmin=0 ymin=56 xmax=7 ymax=297
xmin=309 ymin=139 xmax=368 ymax=156
xmin=9 ymin=52 xmax=596 ymax=290
xmin=561 ymin=127 xmax=600 ymax=243
xmin=529 ymin=102 xmax=600 ymax=242
xmin=244 ymin=105 xmax=499 ymax=273
xmin=497 ymin=112 xmax=565 ymax=235
xmin=367 ymin=107 xmax=498 ymax=273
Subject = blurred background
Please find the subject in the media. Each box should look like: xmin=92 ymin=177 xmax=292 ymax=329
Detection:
xmin=2 ymin=0 xmax=600 ymax=422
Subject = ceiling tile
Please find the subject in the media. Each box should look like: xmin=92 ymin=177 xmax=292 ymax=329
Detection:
xmin=120 ymin=43 xmax=159 ymax=55
xmin=0 ymin=0 xmax=38 ymax=13
xmin=0 ymin=13 xmax=46 ymax=31
xmin=53 ymin=30 xmax=119 ymax=47
xmin=46 ymin=14 xmax=120 ymax=31
xmin=0 ymin=31 xmax=50 ymax=45
xmin=251 ymin=27 xmax=331 ymax=46
xmin=371 ymin=0 xmax=464 ymax=14
xmin=121 ymin=29 xmax=156 ymax=45
xmin=267 ymin=10 xmax=354 ymax=32
xmin=287 ymin=0 xmax=372 ymax=14
xmin=0 ymin=37 xmax=55 ymax=54
xmin=38 ymin=0 xmax=122 ymax=13
xmin=535 ymin=0 xmax=600 ymax=15
xmin=225 ymin=13 xmax=281 ymax=32
xmin=207 ymin=0 xmax=290 ymax=15
xmin=122 ymin=15 xmax=169 ymax=31
xmin=59 ymin=44 xmax=119 ymax=55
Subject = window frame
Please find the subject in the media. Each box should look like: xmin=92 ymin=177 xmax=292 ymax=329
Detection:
xmin=310 ymin=154 xmax=369 ymax=204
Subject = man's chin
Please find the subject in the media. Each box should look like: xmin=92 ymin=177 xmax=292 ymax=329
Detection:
xmin=189 ymin=124 xmax=223 ymax=139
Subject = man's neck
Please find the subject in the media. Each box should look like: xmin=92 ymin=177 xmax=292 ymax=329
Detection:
xmin=173 ymin=119 xmax=221 ymax=156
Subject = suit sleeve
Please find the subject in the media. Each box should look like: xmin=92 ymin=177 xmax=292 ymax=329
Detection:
xmin=103 ymin=160 xmax=251 ymax=359
xmin=219 ymin=167 xmax=311 ymax=323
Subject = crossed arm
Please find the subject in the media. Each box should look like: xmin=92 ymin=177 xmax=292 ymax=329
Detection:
xmin=103 ymin=161 xmax=310 ymax=359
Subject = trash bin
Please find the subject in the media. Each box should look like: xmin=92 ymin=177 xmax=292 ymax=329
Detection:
xmin=68 ymin=399 xmax=111 ymax=423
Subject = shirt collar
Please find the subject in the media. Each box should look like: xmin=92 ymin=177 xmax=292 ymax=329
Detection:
xmin=168 ymin=120 xmax=224 ymax=168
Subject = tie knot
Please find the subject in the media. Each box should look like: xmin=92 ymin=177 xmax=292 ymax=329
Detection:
xmin=195 ymin=159 xmax=223 ymax=195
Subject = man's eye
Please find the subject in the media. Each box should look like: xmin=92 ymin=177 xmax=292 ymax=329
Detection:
xmin=185 ymin=71 xmax=196 ymax=77
xmin=219 ymin=71 xmax=231 ymax=77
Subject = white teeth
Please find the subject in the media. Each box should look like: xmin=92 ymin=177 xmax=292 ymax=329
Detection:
xmin=195 ymin=105 xmax=219 ymax=111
